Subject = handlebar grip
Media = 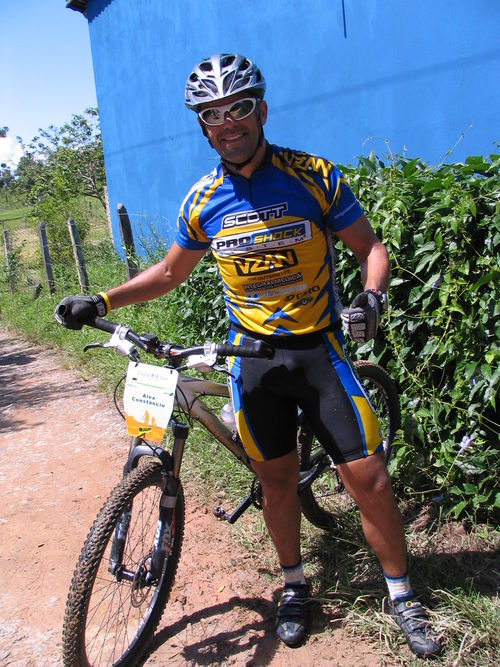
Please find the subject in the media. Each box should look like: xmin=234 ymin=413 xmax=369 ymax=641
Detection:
xmin=53 ymin=303 xmax=119 ymax=334
xmin=217 ymin=340 xmax=274 ymax=359
xmin=90 ymin=317 xmax=118 ymax=334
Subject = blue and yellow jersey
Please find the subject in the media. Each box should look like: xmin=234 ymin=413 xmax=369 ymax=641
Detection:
xmin=175 ymin=144 xmax=363 ymax=336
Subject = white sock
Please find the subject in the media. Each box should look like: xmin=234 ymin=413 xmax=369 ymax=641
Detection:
xmin=281 ymin=560 xmax=306 ymax=586
xmin=384 ymin=572 xmax=413 ymax=601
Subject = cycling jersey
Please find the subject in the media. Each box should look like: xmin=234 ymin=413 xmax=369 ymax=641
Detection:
xmin=175 ymin=144 xmax=363 ymax=337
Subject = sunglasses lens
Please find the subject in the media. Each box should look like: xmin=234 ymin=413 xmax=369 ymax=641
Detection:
xmin=200 ymin=107 xmax=224 ymax=125
xmin=200 ymin=98 xmax=257 ymax=125
xmin=230 ymin=98 xmax=256 ymax=119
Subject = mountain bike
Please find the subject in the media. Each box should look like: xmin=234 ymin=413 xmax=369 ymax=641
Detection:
xmin=58 ymin=316 xmax=400 ymax=667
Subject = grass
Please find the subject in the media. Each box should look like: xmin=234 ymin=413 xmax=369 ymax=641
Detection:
xmin=0 ymin=205 xmax=30 ymax=225
xmin=192 ymin=478 xmax=499 ymax=664
xmin=183 ymin=412 xmax=499 ymax=665
xmin=0 ymin=215 xmax=499 ymax=666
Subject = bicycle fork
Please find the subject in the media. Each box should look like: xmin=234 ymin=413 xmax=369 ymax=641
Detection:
xmin=108 ymin=423 xmax=189 ymax=583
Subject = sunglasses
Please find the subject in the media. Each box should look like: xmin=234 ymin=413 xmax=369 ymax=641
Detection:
xmin=198 ymin=97 xmax=258 ymax=126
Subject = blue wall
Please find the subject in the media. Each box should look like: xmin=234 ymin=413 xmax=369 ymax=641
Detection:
xmin=81 ymin=0 xmax=500 ymax=255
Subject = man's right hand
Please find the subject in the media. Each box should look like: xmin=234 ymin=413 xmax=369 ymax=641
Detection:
xmin=54 ymin=294 xmax=109 ymax=330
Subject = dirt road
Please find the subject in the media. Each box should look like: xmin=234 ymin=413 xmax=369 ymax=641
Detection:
xmin=0 ymin=329 xmax=381 ymax=666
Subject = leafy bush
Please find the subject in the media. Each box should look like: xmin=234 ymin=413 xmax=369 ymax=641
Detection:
xmin=339 ymin=153 xmax=499 ymax=520
xmin=166 ymin=255 xmax=228 ymax=344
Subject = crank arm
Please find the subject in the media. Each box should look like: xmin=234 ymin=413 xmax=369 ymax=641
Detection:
xmin=213 ymin=491 xmax=253 ymax=524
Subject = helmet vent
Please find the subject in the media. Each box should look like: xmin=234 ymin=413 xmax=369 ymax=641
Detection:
xmin=185 ymin=53 xmax=266 ymax=110
xmin=233 ymin=75 xmax=251 ymax=91
xmin=204 ymin=80 xmax=218 ymax=95
xmin=222 ymin=72 xmax=237 ymax=95
xmin=221 ymin=54 xmax=236 ymax=68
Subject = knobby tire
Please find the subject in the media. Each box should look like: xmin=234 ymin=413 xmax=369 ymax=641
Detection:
xmin=62 ymin=459 xmax=185 ymax=667
xmin=298 ymin=360 xmax=401 ymax=529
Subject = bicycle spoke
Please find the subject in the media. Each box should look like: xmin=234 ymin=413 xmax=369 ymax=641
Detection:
xmin=63 ymin=462 xmax=184 ymax=666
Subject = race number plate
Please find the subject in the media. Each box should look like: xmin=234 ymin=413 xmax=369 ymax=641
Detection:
xmin=123 ymin=362 xmax=178 ymax=441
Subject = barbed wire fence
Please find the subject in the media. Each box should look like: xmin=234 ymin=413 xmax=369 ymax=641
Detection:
xmin=0 ymin=205 xmax=169 ymax=299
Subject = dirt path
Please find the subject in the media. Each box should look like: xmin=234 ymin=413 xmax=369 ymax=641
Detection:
xmin=0 ymin=329 xmax=381 ymax=667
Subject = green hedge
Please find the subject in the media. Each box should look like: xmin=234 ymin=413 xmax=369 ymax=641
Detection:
xmin=343 ymin=153 xmax=499 ymax=520
xmin=170 ymin=153 xmax=500 ymax=520
xmin=1 ymin=153 xmax=498 ymax=520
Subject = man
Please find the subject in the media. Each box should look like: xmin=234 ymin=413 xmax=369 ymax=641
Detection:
xmin=56 ymin=53 xmax=440 ymax=656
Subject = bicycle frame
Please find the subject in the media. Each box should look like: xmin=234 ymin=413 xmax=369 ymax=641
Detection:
xmin=108 ymin=367 xmax=331 ymax=578
xmin=108 ymin=373 xmax=249 ymax=580
xmin=174 ymin=375 xmax=329 ymax=515
xmin=175 ymin=375 xmax=253 ymax=469
xmin=72 ymin=318 xmax=330 ymax=582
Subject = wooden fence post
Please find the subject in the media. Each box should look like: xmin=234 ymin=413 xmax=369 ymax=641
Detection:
xmin=67 ymin=218 xmax=90 ymax=293
xmin=103 ymin=185 xmax=114 ymax=242
xmin=2 ymin=228 xmax=15 ymax=293
xmin=117 ymin=202 xmax=139 ymax=279
xmin=37 ymin=222 xmax=55 ymax=295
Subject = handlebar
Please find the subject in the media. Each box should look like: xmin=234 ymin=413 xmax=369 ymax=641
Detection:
xmin=91 ymin=317 xmax=150 ymax=350
xmin=82 ymin=316 xmax=274 ymax=362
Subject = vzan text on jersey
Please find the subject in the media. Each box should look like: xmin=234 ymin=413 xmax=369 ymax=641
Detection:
xmin=176 ymin=144 xmax=364 ymax=336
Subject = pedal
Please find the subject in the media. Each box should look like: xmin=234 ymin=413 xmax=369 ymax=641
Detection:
xmin=212 ymin=491 xmax=253 ymax=524
xmin=212 ymin=505 xmax=229 ymax=521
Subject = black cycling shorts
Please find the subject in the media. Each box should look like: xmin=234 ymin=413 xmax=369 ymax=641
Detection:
xmin=226 ymin=326 xmax=383 ymax=463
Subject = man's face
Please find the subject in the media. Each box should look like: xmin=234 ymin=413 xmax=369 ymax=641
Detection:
xmin=197 ymin=92 xmax=267 ymax=165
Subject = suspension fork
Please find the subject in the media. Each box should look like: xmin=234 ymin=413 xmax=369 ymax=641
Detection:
xmin=108 ymin=424 xmax=189 ymax=579
xmin=149 ymin=422 xmax=188 ymax=579
xmin=108 ymin=437 xmax=143 ymax=575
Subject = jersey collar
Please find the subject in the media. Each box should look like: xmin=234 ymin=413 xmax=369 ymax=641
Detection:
xmin=220 ymin=142 xmax=273 ymax=178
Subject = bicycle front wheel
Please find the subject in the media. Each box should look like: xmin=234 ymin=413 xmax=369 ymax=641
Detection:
xmin=62 ymin=460 xmax=185 ymax=667
xmin=298 ymin=360 xmax=401 ymax=529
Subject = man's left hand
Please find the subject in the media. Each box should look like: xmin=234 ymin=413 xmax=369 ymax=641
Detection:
xmin=341 ymin=291 xmax=381 ymax=342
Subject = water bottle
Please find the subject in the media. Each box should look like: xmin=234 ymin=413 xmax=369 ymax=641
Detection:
xmin=220 ymin=401 xmax=236 ymax=428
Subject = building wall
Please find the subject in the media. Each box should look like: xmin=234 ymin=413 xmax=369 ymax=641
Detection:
xmin=81 ymin=0 xmax=500 ymax=254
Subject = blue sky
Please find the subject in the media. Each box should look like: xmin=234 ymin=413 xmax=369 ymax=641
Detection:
xmin=1 ymin=1 xmax=97 ymax=168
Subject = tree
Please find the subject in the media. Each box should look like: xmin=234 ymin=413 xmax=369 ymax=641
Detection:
xmin=0 ymin=165 xmax=14 ymax=189
xmin=17 ymin=107 xmax=106 ymax=212
xmin=13 ymin=153 xmax=44 ymax=193
xmin=55 ymin=107 xmax=106 ymax=210
xmin=10 ymin=108 xmax=107 ymax=266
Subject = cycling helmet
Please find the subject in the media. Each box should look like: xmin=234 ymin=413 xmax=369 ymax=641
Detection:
xmin=185 ymin=53 xmax=266 ymax=111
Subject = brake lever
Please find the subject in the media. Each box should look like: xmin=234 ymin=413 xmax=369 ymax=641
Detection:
xmin=84 ymin=326 xmax=139 ymax=361
xmin=83 ymin=342 xmax=105 ymax=352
